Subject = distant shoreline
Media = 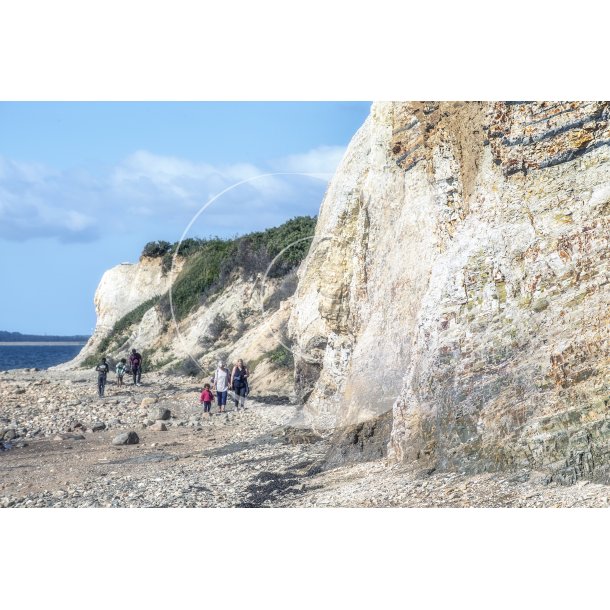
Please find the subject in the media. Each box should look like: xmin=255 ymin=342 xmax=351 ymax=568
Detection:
xmin=0 ymin=342 xmax=87 ymax=346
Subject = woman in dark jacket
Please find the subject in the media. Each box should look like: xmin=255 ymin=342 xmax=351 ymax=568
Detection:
xmin=231 ymin=359 xmax=249 ymax=410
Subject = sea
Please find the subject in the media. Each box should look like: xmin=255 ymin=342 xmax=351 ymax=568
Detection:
xmin=0 ymin=343 xmax=85 ymax=371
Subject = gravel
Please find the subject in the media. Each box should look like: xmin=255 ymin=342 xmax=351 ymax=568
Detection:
xmin=1 ymin=368 xmax=609 ymax=508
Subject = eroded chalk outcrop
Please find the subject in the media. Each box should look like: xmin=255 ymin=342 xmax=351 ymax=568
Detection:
xmin=290 ymin=101 xmax=610 ymax=483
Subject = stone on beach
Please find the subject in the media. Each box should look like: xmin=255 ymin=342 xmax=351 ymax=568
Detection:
xmin=154 ymin=407 xmax=171 ymax=421
xmin=112 ymin=431 xmax=140 ymax=446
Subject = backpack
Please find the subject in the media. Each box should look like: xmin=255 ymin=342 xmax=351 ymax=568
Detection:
xmin=233 ymin=366 xmax=247 ymax=385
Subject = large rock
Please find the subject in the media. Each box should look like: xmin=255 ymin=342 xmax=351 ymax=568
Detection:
xmin=140 ymin=397 xmax=158 ymax=409
xmin=2 ymin=428 xmax=17 ymax=441
xmin=149 ymin=421 xmax=168 ymax=432
xmin=112 ymin=431 xmax=140 ymax=446
xmin=290 ymin=101 xmax=610 ymax=483
xmin=154 ymin=407 xmax=171 ymax=421
xmin=91 ymin=422 xmax=106 ymax=432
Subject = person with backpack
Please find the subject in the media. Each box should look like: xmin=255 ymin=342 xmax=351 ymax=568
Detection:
xmin=212 ymin=360 xmax=230 ymax=413
xmin=129 ymin=349 xmax=143 ymax=386
xmin=231 ymin=358 xmax=249 ymax=410
xmin=95 ymin=357 xmax=110 ymax=398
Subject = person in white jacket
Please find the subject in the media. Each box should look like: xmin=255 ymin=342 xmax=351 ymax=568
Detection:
xmin=212 ymin=360 xmax=230 ymax=413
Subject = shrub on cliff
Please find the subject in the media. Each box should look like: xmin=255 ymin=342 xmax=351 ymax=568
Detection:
xmin=264 ymin=345 xmax=294 ymax=368
xmin=141 ymin=240 xmax=172 ymax=258
xmin=161 ymin=215 xmax=316 ymax=322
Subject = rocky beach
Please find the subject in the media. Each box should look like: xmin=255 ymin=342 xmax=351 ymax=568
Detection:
xmin=2 ymin=367 xmax=609 ymax=508
xmin=2 ymin=102 xmax=609 ymax=509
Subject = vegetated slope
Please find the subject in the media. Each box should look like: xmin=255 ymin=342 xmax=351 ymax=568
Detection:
xmin=73 ymin=216 xmax=316 ymax=399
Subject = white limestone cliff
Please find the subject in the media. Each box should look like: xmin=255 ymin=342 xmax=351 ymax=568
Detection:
xmin=290 ymin=101 xmax=610 ymax=482
xmin=61 ymin=257 xmax=178 ymax=368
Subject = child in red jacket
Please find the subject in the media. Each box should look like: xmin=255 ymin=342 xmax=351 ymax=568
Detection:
xmin=200 ymin=383 xmax=215 ymax=416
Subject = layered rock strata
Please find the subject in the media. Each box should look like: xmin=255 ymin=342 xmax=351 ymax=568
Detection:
xmin=290 ymin=101 xmax=609 ymax=482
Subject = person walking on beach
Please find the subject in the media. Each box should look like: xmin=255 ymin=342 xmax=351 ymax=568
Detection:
xmin=200 ymin=383 xmax=215 ymax=416
xmin=95 ymin=357 xmax=110 ymax=398
xmin=116 ymin=358 xmax=127 ymax=387
xmin=212 ymin=360 xmax=230 ymax=413
xmin=129 ymin=349 xmax=143 ymax=386
xmin=231 ymin=358 xmax=249 ymax=410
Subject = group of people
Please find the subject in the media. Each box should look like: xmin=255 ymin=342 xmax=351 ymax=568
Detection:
xmin=200 ymin=359 xmax=250 ymax=414
xmin=94 ymin=351 xmax=250 ymax=414
xmin=95 ymin=349 xmax=143 ymax=397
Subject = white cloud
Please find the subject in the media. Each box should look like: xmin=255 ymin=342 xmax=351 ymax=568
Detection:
xmin=0 ymin=144 xmax=340 ymax=243
xmin=272 ymin=145 xmax=346 ymax=175
xmin=0 ymin=157 xmax=99 ymax=242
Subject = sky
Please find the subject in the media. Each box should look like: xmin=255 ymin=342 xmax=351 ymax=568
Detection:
xmin=0 ymin=102 xmax=371 ymax=335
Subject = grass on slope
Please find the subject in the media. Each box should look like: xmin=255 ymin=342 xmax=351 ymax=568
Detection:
xmin=81 ymin=216 xmax=317 ymax=368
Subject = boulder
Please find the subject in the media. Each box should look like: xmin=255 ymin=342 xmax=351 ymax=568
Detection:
xmin=112 ymin=431 xmax=140 ymax=446
xmin=153 ymin=407 xmax=171 ymax=421
xmin=140 ymin=397 xmax=158 ymax=409
xmin=149 ymin=421 xmax=168 ymax=432
xmin=2 ymin=428 xmax=17 ymax=441
xmin=91 ymin=422 xmax=106 ymax=432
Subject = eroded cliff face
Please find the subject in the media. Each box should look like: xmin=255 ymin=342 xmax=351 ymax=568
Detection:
xmin=64 ymin=257 xmax=180 ymax=367
xmin=290 ymin=101 xmax=609 ymax=482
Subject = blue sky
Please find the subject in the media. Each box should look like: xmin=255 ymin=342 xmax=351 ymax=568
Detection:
xmin=0 ymin=102 xmax=371 ymax=335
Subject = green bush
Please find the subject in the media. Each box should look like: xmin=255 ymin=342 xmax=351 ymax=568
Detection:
xmin=96 ymin=297 xmax=159 ymax=355
xmin=265 ymin=345 xmax=294 ymax=368
xmin=141 ymin=240 xmax=172 ymax=258
xmin=167 ymin=239 xmax=237 ymax=320
xmin=161 ymin=237 xmax=207 ymax=274
xmin=165 ymin=215 xmax=316 ymax=321
xmin=81 ymin=354 xmax=102 ymax=368
xmin=235 ymin=215 xmax=317 ymax=278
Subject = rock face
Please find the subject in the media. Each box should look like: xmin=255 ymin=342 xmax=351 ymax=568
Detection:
xmin=290 ymin=101 xmax=610 ymax=483
xmin=61 ymin=257 xmax=177 ymax=367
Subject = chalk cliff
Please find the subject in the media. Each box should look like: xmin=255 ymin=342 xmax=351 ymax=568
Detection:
xmin=67 ymin=102 xmax=609 ymax=484
xmin=290 ymin=101 xmax=609 ymax=483
xmin=65 ymin=257 xmax=180 ymax=368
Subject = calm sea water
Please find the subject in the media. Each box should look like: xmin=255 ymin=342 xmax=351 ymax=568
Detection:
xmin=0 ymin=344 xmax=84 ymax=371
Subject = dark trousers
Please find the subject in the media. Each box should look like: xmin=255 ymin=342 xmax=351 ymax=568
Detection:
xmin=233 ymin=384 xmax=247 ymax=408
xmin=132 ymin=366 xmax=141 ymax=384
xmin=98 ymin=375 xmax=107 ymax=397
xmin=203 ymin=401 xmax=212 ymax=413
